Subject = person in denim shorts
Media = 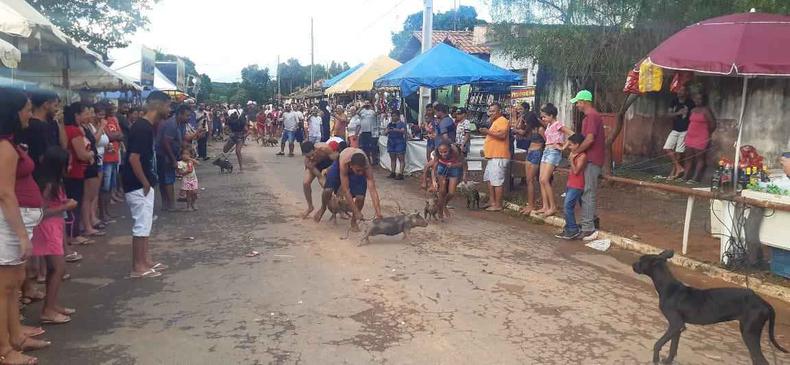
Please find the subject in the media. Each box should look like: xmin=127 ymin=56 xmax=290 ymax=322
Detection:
xmin=537 ymin=103 xmax=574 ymax=217
xmin=512 ymin=102 xmax=545 ymax=215
xmin=433 ymin=142 xmax=465 ymax=220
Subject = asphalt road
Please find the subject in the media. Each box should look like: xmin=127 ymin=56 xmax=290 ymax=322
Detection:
xmin=32 ymin=142 xmax=790 ymax=365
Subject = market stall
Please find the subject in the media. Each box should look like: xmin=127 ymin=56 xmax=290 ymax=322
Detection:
xmin=634 ymin=11 xmax=790 ymax=269
xmin=325 ymin=56 xmax=400 ymax=95
xmin=0 ymin=0 xmax=139 ymax=94
xmin=322 ymin=63 xmax=363 ymax=89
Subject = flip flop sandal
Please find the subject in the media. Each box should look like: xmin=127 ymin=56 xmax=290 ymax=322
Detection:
xmin=59 ymin=308 xmax=76 ymax=315
xmin=93 ymin=222 xmax=107 ymax=230
xmin=41 ymin=314 xmax=71 ymax=325
xmin=64 ymin=252 xmax=83 ymax=262
xmin=22 ymin=328 xmax=45 ymax=338
xmin=61 ymin=273 xmax=71 ymax=281
xmin=151 ymin=263 xmax=169 ymax=271
xmin=129 ymin=269 xmax=161 ymax=279
xmin=15 ymin=337 xmax=50 ymax=351
xmin=68 ymin=238 xmax=93 ymax=246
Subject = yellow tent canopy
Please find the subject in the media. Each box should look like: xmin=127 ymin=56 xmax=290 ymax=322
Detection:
xmin=325 ymin=55 xmax=400 ymax=95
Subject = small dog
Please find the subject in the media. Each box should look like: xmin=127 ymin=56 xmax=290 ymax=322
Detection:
xmin=266 ymin=136 xmax=279 ymax=147
xmin=212 ymin=157 xmax=233 ymax=174
xmin=424 ymin=192 xmax=439 ymax=221
xmin=633 ymin=250 xmax=788 ymax=365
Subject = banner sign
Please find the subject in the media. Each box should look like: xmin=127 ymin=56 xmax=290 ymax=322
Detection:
xmin=140 ymin=46 xmax=156 ymax=88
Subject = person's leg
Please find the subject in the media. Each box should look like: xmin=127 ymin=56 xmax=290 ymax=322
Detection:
xmin=437 ymin=175 xmax=448 ymax=219
xmin=683 ymin=148 xmax=697 ymax=181
xmin=288 ymin=135 xmax=295 ymax=156
xmin=235 ymin=143 xmax=243 ymax=172
xmin=493 ymin=186 xmax=504 ymax=210
xmin=198 ymin=135 xmax=208 ymax=159
xmin=563 ymin=188 xmax=582 ymax=234
xmin=165 ymin=184 xmax=175 ymax=211
xmin=444 ymin=176 xmax=459 ymax=217
xmin=693 ymin=150 xmax=706 ymax=182
xmin=81 ymin=178 xmax=99 ymax=234
xmin=302 ymin=170 xmax=316 ymax=218
xmin=537 ymin=163 xmax=552 ymax=214
xmin=398 ymin=154 xmax=406 ymax=176
xmin=42 ymin=256 xmax=68 ymax=320
xmin=313 ymin=188 xmax=332 ymax=223
xmin=543 ymin=165 xmax=558 ymax=216
xmin=580 ymin=163 xmax=602 ymax=233
xmin=0 ymin=266 xmax=39 ymax=364
xmin=388 ymin=153 xmax=397 ymax=178
xmin=132 ymin=236 xmax=149 ymax=273
xmin=525 ymin=162 xmax=539 ymax=214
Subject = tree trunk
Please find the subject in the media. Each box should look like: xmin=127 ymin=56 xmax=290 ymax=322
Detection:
xmin=604 ymin=93 xmax=639 ymax=176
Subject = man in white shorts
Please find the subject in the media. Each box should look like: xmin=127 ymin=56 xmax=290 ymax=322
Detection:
xmin=663 ymin=85 xmax=694 ymax=180
xmin=479 ymin=103 xmax=511 ymax=211
xmin=121 ymin=91 xmax=171 ymax=278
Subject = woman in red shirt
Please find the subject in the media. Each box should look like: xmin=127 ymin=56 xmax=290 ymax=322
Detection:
xmin=63 ymin=102 xmax=96 ymax=245
xmin=0 ymin=87 xmax=51 ymax=365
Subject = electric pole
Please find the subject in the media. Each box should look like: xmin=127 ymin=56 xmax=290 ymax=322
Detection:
xmin=418 ymin=0 xmax=433 ymax=125
xmin=277 ymin=55 xmax=281 ymax=104
xmin=310 ymin=17 xmax=314 ymax=92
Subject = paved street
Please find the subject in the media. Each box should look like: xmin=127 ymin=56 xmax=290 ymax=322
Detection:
xmin=33 ymin=143 xmax=790 ymax=365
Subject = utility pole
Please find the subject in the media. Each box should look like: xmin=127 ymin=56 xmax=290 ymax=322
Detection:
xmin=277 ymin=55 xmax=281 ymax=104
xmin=418 ymin=0 xmax=433 ymax=125
xmin=310 ymin=17 xmax=314 ymax=92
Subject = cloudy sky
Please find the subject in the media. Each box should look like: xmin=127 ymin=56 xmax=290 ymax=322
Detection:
xmin=110 ymin=0 xmax=492 ymax=82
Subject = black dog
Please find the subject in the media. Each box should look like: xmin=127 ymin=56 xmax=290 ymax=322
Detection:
xmin=633 ymin=250 xmax=787 ymax=365
xmin=212 ymin=157 xmax=233 ymax=174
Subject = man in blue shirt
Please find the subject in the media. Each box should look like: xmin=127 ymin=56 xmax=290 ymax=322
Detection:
xmin=435 ymin=103 xmax=456 ymax=146
xmin=155 ymin=105 xmax=190 ymax=211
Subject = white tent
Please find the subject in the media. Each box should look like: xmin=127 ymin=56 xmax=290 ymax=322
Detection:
xmin=0 ymin=0 xmax=138 ymax=92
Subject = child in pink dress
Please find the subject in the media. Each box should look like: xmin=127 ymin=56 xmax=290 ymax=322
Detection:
xmin=177 ymin=150 xmax=200 ymax=211
xmin=31 ymin=147 xmax=77 ymax=324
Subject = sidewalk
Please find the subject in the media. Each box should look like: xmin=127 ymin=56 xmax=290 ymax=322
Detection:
xmin=494 ymin=170 xmax=790 ymax=299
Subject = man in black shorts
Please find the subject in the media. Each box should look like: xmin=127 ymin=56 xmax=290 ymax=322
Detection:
xmin=223 ymin=111 xmax=247 ymax=173
xmin=300 ymin=140 xmax=343 ymax=218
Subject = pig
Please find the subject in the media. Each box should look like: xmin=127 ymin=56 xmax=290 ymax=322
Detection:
xmin=327 ymin=194 xmax=353 ymax=224
xmin=213 ymin=157 xmax=233 ymax=174
xmin=359 ymin=212 xmax=429 ymax=246
xmin=424 ymin=193 xmax=439 ymax=221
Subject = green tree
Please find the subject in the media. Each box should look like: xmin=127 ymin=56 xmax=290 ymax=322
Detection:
xmin=28 ymin=0 xmax=157 ymax=56
xmin=241 ymin=65 xmax=274 ymax=103
xmin=196 ymin=74 xmax=213 ymax=103
xmin=390 ymin=5 xmax=484 ymax=61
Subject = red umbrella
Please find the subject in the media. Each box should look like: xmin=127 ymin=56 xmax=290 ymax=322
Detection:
xmin=645 ymin=11 xmax=790 ymax=192
xmin=648 ymin=12 xmax=790 ymax=76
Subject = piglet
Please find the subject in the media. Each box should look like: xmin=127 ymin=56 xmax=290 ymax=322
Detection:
xmin=327 ymin=194 xmax=353 ymax=224
xmin=424 ymin=193 xmax=439 ymax=221
xmin=359 ymin=213 xmax=428 ymax=246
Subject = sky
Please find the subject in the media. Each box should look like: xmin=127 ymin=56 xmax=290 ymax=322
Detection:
xmin=109 ymin=0 xmax=492 ymax=83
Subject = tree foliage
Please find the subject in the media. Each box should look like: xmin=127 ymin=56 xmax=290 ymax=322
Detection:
xmin=276 ymin=58 xmax=350 ymax=95
xmin=489 ymin=0 xmax=790 ymax=111
xmin=241 ymin=65 xmax=275 ymax=104
xmin=390 ymin=5 xmax=484 ymax=61
xmin=28 ymin=0 xmax=157 ymax=56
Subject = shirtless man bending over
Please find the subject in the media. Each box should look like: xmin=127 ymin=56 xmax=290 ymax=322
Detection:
xmin=301 ymin=140 xmax=343 ymax=218
xmin=314 ymin=147 xmax=382 ymax=231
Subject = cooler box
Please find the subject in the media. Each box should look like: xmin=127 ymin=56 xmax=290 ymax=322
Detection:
xmin=770 ymin=247 xmax=790 ymax=279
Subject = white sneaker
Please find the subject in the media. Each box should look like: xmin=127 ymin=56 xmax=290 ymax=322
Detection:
xmin=581 ymin=230 xmax=599 ymax=241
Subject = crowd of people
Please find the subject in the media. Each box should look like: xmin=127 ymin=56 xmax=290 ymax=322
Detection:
xmin=0 ymin=81 xmax=629 ymax=364
xmin=0 ymin=85 xmax=229 ymax=363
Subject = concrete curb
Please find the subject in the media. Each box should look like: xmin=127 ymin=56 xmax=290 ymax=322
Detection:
xmin=503 ymin=200 xmax=790 ymax=303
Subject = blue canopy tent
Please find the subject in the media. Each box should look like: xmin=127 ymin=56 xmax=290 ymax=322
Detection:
xmin=374 ymin=43 xmax=522 ymax=95
xmin=322 ymin=63 xmax=363 ymax=88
